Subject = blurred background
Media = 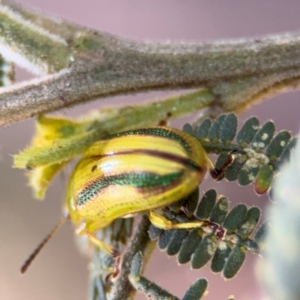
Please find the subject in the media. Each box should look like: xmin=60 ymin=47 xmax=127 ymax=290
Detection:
xmin=1 ymin=1 xmax=300 ymax=299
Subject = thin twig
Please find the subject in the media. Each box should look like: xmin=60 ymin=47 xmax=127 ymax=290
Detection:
xmin=108 ymin=216 xmax=155 ymax=300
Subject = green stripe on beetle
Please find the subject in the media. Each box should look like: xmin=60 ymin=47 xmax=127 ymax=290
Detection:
xmin=77 ymin=171 xmax=184 ymax=206
xmin=111 ymin=127 xmax=192 ymax=154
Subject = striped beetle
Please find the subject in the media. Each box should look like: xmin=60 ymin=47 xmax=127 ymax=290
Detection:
xmin=67 ymin=126 xmax=233 ymax=255
xmin=21 ymin=126 xmax=234 ymax=272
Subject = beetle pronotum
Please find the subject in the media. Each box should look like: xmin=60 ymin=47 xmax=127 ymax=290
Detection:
xmin=21 ymin=126 xmax=235 ymax=272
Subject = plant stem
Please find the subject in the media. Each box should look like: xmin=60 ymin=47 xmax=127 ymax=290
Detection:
xmin=108 ymin=216 xmax=155 ymax=300
xmin=1 ymin=1 xmax=300 ymax=126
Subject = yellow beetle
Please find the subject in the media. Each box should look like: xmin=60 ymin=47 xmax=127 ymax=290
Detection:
xmin=66 ymin=126 xmax=231 ymax=255
xmin=21 ymin=126 xmax=234 ymax=272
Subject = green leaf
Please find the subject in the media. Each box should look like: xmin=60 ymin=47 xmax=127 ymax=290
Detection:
xmin=182 ymin=279 xmax=208 ymax=300
xmin=178 ymin=229 xmax=202 ymax=264
xmin=196 ymin=189 xmax=217 ymax=219
xmin=211 ymin=242 xmax=232 ymax=273
xmin=170 ymin=188 xmax=199 ymax=216
xmin=148 ymin=224 xmax=162 ymax=240
xmin=220 ymin=113 xmax=238 ymax=143
xmin=191 ymin=234 xmax=218 ymax=269
xmin=158 ymin=229 xmax=175 ymax=250
xmin=238 ymin=166 xmax=259 ymax=186
xmin=197 ymin=119 xmax=212 ymax=140
xmin=225 ymin=158 xmax=246 ymax=181
xmin=251 ymin=121 xmax=275 ymax=150
xmin=167 ymin=229 xmax=189 ymax=256
xmin=208 ymin=114 xmax=226 ymax=141
xmin=223 ymin=204 xmax=247 ymax=233
xmin=254 ymin=164 xmax=273 ymax=194
xmin=183 ymin=188 xmax=200 ymax=215
xmin=214 ymin=152 xmax=229 ymax=181
xmin=278 ymin=137 xmax=297 ymax=166
xmin=183 ymin=123 xmax=195 ymax=136
xmin=210 ymin=196 xmax=229 ymax=224
xmin=150 ymin=189 xmax=262 ymax=282
xmin=265 ymin=131 xmax=292 ymax=159
xmin=194 ymin=115 xmax=296 ymax=197
xmin=223 ymin=246 xmax=246 ymax=279
xmin=236 ymin=117 xmax=259 ymax=146
xmin=237 ymin=207 xmax=261 ymax=239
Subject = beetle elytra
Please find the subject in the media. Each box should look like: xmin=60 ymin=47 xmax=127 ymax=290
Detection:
xmin=21 ymin=126 xmax=234 ymax=272
xmin=66 ymin=126 xmax=232 ymax=255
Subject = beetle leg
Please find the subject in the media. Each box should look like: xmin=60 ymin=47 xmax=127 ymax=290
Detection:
xmin=86 ymin=232 xmax=120 ymax=257
xmin=75 ymin=222 xmax=120 ymax=257
xmin=210 ymin=149 xmax=238 ymax=180
xmin=148 ymin=210 xmax=204 ymax=230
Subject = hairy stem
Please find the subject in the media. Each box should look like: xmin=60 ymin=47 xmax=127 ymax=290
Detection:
xmin=108 ymin=215 xmax=155 ymax=300
xmin=1 ymin=2 xmax=300 ymax=126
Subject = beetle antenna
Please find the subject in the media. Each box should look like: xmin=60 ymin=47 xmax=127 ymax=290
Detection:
xmin=21 ymin=215 xmax=68 ymax=274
